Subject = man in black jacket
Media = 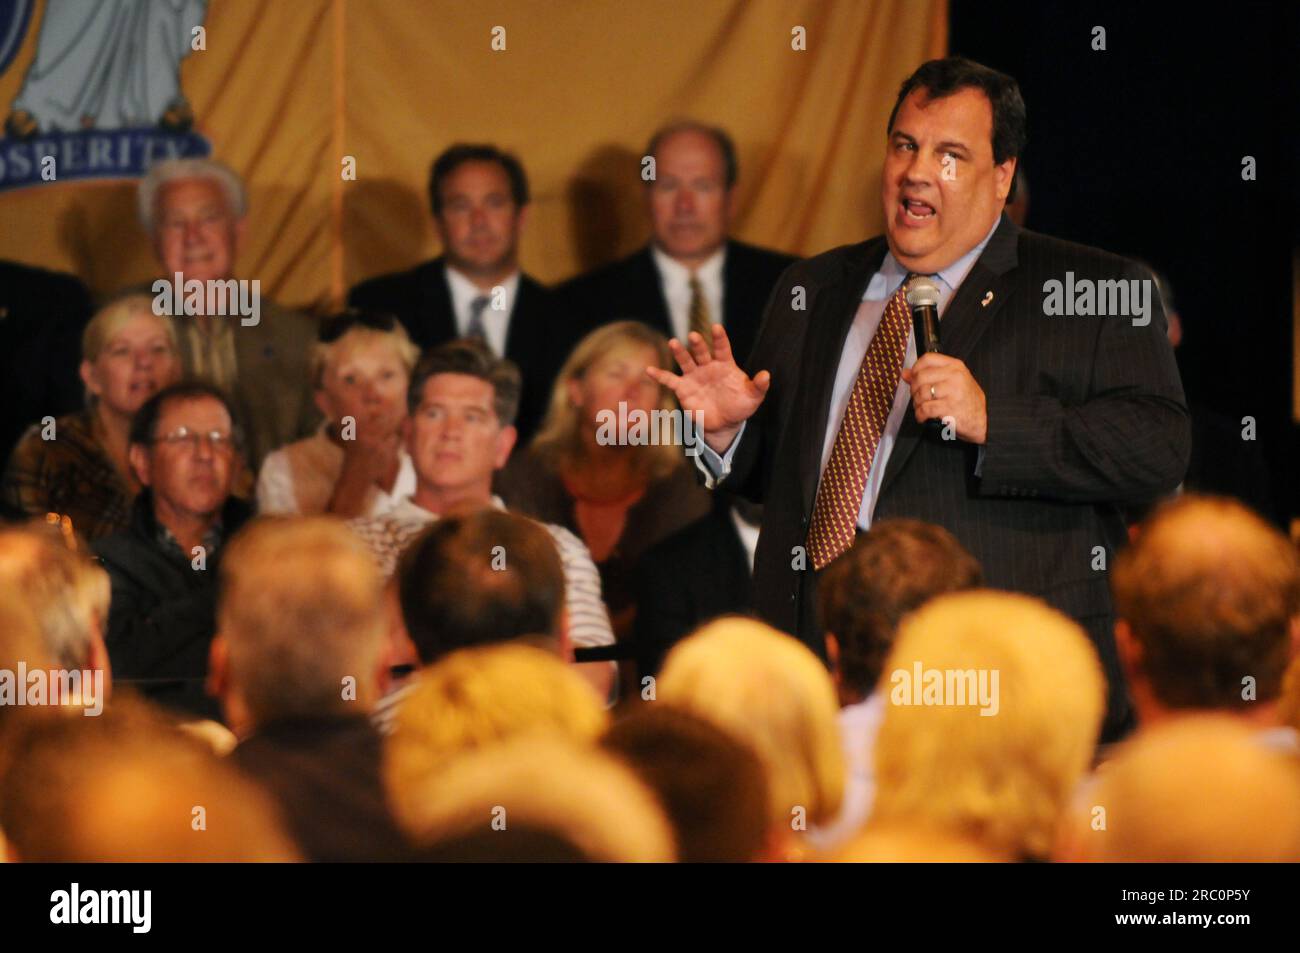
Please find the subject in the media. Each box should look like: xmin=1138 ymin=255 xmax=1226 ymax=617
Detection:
xmin=557 ymin=121 xmax=795 ymax=371
xmin=212 ymin=517 xmax=408 ymax=862
xmin=648 ymin=58 xmax=1190 ymax=742
xmin=95 ymin=382 xmax=250 ymax=719
xmin=348 ymin=144 xmax=556 ymax=444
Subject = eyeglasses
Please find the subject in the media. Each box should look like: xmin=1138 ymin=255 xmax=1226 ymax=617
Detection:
xmin=318 ymin=309 xmax=399 ymax=343
xmin=153 ymin=426 xmax=236 ymax=453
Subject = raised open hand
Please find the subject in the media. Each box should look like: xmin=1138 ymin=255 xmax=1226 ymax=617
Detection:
xmin=645 ymin=324 xmax=770 ymax=454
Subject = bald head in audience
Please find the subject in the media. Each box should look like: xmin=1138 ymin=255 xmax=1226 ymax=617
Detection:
xmin=1062 ymin=715 xmax=1300 ymax=862
xmin=1113 ymin=494 xmax=1300 ymax=729
xmin=0 ymin=696 xmax=298 ymax=861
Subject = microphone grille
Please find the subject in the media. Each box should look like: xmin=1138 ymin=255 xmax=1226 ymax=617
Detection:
xmin=906 ymin=277 xmax=941 ymax=308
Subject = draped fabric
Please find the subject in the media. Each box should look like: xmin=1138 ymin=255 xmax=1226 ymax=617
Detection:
xmin=0 ymin=0 xmax=946 ymax=308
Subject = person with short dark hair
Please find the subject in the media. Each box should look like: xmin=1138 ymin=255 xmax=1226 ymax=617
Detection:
xmin=810 ymin=518 xmax=983 ymax=850
xmin=348 ymin=143 xmax=557 ymax=443
xmin=602 ymin=704 xmax=771 ymax=862
xmin=652 ymin=55 xmax=1190 ymax=744
xmin=558 ymin=120 xmax=795 ymax=371
xmin=94 ymin=382 xmax=251 ymax=719
xmin=347 ymin=339 xmax=615 ymax=700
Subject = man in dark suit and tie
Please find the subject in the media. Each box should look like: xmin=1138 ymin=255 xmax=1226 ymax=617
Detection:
xmin=558 ymin=121 xmax=795 ymax=370
xmin=647 ymin=58 xmax=1191 ymax=742
xmin=348 ymin=144 xmax=555 ymax=443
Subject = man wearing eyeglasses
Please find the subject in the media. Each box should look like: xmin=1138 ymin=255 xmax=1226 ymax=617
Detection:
xmin=95 ymin=382 xmax=252 ymax=720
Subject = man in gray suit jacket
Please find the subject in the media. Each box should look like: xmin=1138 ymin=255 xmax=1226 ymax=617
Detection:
xmin=137 ymin=158 xmax=318 ymax=471
xmin=649 ymin=57 xmax=1190 ymax=741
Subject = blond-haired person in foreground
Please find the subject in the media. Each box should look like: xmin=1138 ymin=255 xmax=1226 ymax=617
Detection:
xmin=1058 ymin=715 xmax=1300 ymax=862
xmin=385 ymin=642 xmax=608 ymax=830
xmin=839 ymin=590 xmax=1105 ymax=862
xmin=657 ymin=617 xmax=845 ymax=861
xmin=400 ymin=736 xmax=675 ymax=862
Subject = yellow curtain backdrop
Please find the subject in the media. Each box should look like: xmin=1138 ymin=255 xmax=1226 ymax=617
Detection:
xmin=0 ymin=0 xmax=946 ymax=309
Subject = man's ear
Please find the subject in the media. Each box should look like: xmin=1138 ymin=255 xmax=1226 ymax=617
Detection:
xmin=556 ymin=609 xmax=572 ymax=663
xmin=87 ymin=630 xmax=112 ymax=700
xmin=494 ymin=424 xmax=518 ymax=468
xmin=128 ymin=443 xmax=151 ymax=487
xmin=1288 ymin=615 xmax=1300 ymax=661
xmin=994 ymin=157 xmax=1017 ymax=203
xmin=1115 ymin=618 xmax=1142 ymax=674
xmin=514 ymin=203 xmax=530 ymax=235
xmin=207 ymin=634 xmax=229 ymax=704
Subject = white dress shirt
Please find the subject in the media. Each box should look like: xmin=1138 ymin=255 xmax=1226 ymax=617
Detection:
xmin=698 ymin=217 xmax=1000 ymax=532
xmin=444 ymin=265 xmax=521 ymax=357
xmin=651 ymin=244 xmax=726 ymax=342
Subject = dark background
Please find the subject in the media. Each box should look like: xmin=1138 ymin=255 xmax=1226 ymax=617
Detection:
xmin=951 ymin=0 xmax=1299 ymax=525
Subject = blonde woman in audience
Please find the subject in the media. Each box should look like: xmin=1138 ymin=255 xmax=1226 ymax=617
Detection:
xmin=385 ymin=642 xmax=608 ymax=827
xmin=399 ymin=736 xmax=676 ymax=862
xmin=657 ymin=617 xmax=845 ymax=861
xmin=2 ymin=294 xmax=180 ymax=540
xmin=257 ymin=310 xmax=419 ymax=517
xmin=840 ymin=591 xmax=1105 ymax=862
xmin=499 ymin=320 xmax=711 ymax=639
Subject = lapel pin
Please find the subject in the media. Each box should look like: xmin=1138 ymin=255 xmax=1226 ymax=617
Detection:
xmin=981 ymin=291 xmax=994 ymax=307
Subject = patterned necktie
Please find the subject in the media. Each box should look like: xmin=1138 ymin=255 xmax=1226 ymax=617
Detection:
xmin=688 ymin=274 xmax=712 ymax=339
xmin=467 ymin=294 xmax=491 ymax=341
xmin=806 ymin=274 xmax=917 ymax=570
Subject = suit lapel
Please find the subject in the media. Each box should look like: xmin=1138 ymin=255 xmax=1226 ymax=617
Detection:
xmin=876 ymin=216 xmax=1021 ymax=499
xmin=503 ymin=274 xmax=539 ymax=359
xmin=797 ymin=240 xmax=888 ymax=515
xmin=636 ymin=248 xmax=674 ymax=337
xmin=423 ymin=259 xmax=458 ymax=346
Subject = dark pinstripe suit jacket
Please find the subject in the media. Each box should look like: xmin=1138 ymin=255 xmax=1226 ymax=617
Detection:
xmin=720 ymin=214 xmax=1190 ymax=737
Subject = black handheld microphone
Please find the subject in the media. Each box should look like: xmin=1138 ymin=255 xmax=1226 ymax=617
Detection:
xmin=906 ymin=277 xmax=942 ymax=356
xmin=906 ymin=277 xmax=943 ymax=435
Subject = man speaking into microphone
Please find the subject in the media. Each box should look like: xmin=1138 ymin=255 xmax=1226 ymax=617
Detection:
xmin=646 ymin=57 xmax=1190 ymax=741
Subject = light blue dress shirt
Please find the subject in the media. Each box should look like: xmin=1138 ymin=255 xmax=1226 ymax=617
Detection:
xmin=698 ymin=217 xmax=999 ymax=531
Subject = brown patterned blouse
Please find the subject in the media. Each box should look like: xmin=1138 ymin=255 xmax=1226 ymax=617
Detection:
xmin=1 ymin=410 xmax=136 ymax=541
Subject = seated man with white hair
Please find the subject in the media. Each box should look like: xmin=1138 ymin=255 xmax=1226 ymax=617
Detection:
xmin=134 ymin=157 xmax=319 ymax=470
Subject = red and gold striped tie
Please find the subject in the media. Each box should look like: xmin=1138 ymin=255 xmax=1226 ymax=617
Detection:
xmin=806 ymin=275 xmax=915 ymax=570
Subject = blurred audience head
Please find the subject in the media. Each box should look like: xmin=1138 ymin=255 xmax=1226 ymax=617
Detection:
xmin=1112 ymin=494 xmax=1300 ymax=726
xmin=819 ymin=518 xmax=983 ymax=706
xmin=128 ymin=382 xmax=243 ymax=528
xmin=312 ymin=309 xmax=419 ymax=434
xmin=643 ymin=120 xmax=736 ymax=265
xmin=532 ymin=320 xmax=680 ymax=477
xmin=397 ymin=509 xmax=566 ymax=666
xmin=386 ymin=643 xmax=606 ymax=825
xmin=79 ymin=294 xmax=181 ymax=418
xmin=400 ymin=736 xmax=675 ymax=862
xmin=869 ymin=591 xmax=1104 ymax=861
xmin=212 ymin=517 xmax=388 ymax=736
xmin=602 ymin=704 xmax=770 ymax=862
xmin=0 ymin=695 xmax=298 ymax=861
xmin=405 ymin=339 xmax=520 ymax=510
xmin=139 ymin=158 xmax=247 ymax=284
xmin=427 ymin=143 xmax=529 ymax=280
xmin=658 ymin=617 xmax=844 ymax=851
xmin=0 ymin=521 xmax=111 ymax=707
xmin=0 ymin=586 xmax=52 ymax=783
xmin=1063 ymin=715 xmax=1300 ymax=862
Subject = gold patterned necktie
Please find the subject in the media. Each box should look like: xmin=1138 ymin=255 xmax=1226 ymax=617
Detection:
xmin=806 ymin=274 xmax=917 ymax=570
xmin=688 ymin=274 xmax=712 ymax=339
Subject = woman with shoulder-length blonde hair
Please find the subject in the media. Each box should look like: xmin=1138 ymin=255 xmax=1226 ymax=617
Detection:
xmin=499 ymin=320 xmax=711 ymax=638
xmin=1 ymin=294 xmax=181 ymax=540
